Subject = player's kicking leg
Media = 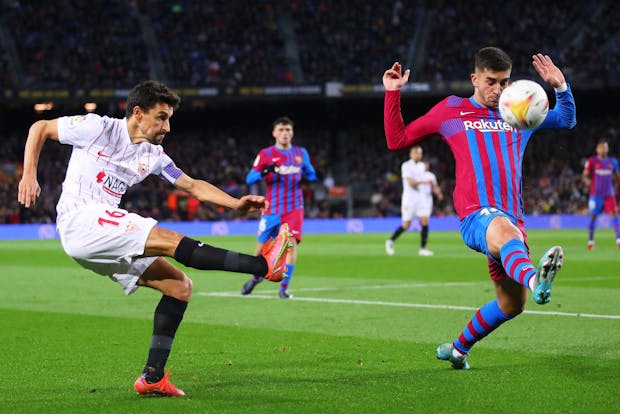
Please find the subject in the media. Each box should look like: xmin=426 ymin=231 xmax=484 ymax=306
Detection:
xmin=532 ymin=246 xmax=564 ymax=305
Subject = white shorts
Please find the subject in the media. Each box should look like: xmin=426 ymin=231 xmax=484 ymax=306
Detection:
xmin=401 ymin=196 xmax=433 ymax=221
xmin=57 ymin=204 xmax=158 ymax=295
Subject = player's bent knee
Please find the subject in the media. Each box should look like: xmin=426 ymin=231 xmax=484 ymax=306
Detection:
xmin=160 ymin=273 xmax=193 ymax=301
xmin=176 ymin=274 xmax=193 ymax=301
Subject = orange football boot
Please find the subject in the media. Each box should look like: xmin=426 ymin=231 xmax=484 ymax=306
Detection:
xmin=262 ymin=223 xmax=293 ymax=282
xmin=134 ymin=371 xmax=185 ymax=397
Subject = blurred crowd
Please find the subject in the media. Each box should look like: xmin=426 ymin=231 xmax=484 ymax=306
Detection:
xmin=0 ymin=1 xmax=618 ymax=88
xmin=1 ymin=0 xmax=619 ymax=224
xmin=1 ymin=113 xmax=617 ymax=224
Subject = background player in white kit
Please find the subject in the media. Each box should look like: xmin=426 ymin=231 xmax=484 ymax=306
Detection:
xmin=386 ymin=146 xmax=443 ymax=256
xmin=17 ymin=81 xmax=292 ymax=397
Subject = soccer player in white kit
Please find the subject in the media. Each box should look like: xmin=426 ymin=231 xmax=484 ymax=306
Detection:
xmin=385 ymin=146 xmax=443 ymax=256
xmin=17 ymin=81 xmax=292 ymax=397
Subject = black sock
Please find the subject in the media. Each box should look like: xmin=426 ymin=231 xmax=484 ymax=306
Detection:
xmin=143 ymin=295 xmax=188 ymax=383
xmin=174 ymin=237 xmax=268 ymax=276
xmin=421 ymin=225 xmax=429 ymax=248
xmin=390 ymin=226 xmax=406 ymax=241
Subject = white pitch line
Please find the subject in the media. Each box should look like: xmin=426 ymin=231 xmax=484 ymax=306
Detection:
xmin=284 ymin=281 xmax=484 ymax=293
xmin=197 ymin=292 xmax=620 ymax=320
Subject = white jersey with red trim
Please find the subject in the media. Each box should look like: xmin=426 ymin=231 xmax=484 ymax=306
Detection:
xmin=56 ymin=113 xmax=183 ymax=221
xmin=401 ymin=159 xmax=425 ymax=201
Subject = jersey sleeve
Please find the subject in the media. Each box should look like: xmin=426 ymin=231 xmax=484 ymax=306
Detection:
xmin=156 ymin=152 xmax=184 ymax=184
xmin=384 ymin=90 xmax=444 ymax=150
xmin=57 ymin=114 xmax=105 ymax=147
xmin=246 ymin=150 xmax=267 ymax=185
xmin=301 ymin=148 xmax=318 ymax=181
xmin=583 ymin=157 xmax=593 ymax=176
xmin=536 ymin=84 xmax=577 ymax=131
xmin=430 ymin=172 xmax=438 ymax=185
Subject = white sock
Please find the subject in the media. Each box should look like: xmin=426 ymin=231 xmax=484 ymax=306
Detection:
xmin=452 ymin=348 xmax=466 ymax=358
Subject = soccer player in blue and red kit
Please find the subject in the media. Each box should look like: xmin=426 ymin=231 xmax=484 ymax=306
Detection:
xmin=241 ymin=116 xmax=318 ymax=299
xmin=383 ymin=47 xmax=576 ymax=369
xmin=583 ymin=139 xmax=620 ymax=250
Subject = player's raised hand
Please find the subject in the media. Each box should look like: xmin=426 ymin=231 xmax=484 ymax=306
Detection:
xmin=532 ymin=54 xmax=565 ymax=89
xmin=235 ymin=194 xmax=268 ymax=214
xmin=383 ymin=62 xmax=411 ymax=91
xmin=18 ymin=175 xmax=41 ymax=208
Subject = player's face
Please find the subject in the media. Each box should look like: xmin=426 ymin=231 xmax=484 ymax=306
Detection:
xmin=134 ymin=103 xmax=174 ymax=145
xmin=596 ymin=142 xmax=609 ymax=157
xmin=273 ymin=123 xmax=294 ymax=149
xmin=410 ymin=147 xmax=422 ymax=162
xmin=471 ymin=68 xmax=511 ymax=108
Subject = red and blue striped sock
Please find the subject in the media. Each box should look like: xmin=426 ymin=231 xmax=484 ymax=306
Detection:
xmin=500 ymin=238 xmax=537 ymax=289
xmin=453 ymin=299 xmax=511 ymax=354
xmin=280 ymin=264 xmax=295 ymax=290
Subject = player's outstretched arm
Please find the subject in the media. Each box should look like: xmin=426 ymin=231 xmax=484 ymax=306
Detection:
xmin=383 ymin=62 xmax=411 ymax=91
xmin=174 ymin=174 xmax=267 ymax=214
xmin=532 ymin=54 xmax=566 ymax=89
xmin=18 ymin=119 xmax=59 ymax=208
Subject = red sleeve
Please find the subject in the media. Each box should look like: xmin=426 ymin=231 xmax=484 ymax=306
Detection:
xmin=384 ymin=90 xmax=443 ymax=150
xmin=583 ymin=157 xmax=592 ymax=176
xmin=251 ymin=149 xmax=269 ymax=172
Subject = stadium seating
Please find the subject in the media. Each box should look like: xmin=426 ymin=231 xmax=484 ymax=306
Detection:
xmin=1 ymin=1 xmax=619 ymax=223
xmin=0 ymin=1 xmax=618 ymax=88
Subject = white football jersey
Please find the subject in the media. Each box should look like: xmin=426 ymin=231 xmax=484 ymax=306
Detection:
xmin=401 ymin=159 xmax=426 ymax=200
xmin=56 ymin=114 xmax=183 ymax=221
xmin=416 ymin=171 xmax=437 ymax=199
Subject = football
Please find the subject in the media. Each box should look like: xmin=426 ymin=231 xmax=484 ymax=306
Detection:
xmin=499 ymin=80 xmax=549 ymax=130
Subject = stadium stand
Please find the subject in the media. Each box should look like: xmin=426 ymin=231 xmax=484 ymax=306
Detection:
xmin=0 ymin=1 xmax=618 ymax=88
xmin=0 ymin=1 xmax=618 ymax=223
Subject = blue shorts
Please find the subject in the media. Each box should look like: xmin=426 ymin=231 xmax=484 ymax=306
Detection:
xmin=256 ymin=211 xmax=304 ymax=243
xmin=256 ymin=214 xmax=282 ymax=243
xmin=588 ymin=196 xmax=618 ymax=215
xmin=459 ymin=207 xmax=516 ymax=258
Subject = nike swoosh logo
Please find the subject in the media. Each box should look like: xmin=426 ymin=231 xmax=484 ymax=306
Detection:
xmin=272 ymin=158 xmax=280 ymax=162
xmin=97 ymin=150 xmax=112 ymax=158
xmin=198 ymin=242 xmax=204 ymax=247
xmin=460 ymin=111 xmax=475 ymax=116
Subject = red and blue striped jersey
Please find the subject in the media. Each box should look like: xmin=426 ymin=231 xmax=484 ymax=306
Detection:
xmin=384 ymin=85 xmax=576 ymax=220
xmin=246 ymin=145 xmax=317 ymax=215
xmin=584 ymin=156 xmax=619 ymax=197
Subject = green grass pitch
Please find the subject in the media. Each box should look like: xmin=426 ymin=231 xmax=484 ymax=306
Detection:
xmin=0 ymin=229 xmax=618 ymax=413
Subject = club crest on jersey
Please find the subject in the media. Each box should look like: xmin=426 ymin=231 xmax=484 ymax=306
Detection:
xmin=96 ymin=170 xmax=127 ymax=198
xmin=295 ymin=156 xmax=302 ymax=163
xmin=138 ymin=163 xmax=148 ymax=176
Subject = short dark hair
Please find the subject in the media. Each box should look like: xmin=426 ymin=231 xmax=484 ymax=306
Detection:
xmin=597 ymin=138 xmax=608 ymax=145
xmin=125 ymin=80 xmax=181 ymax=118
xmin=273 ymin=116 xmax=294 ymax=129
xmin=473 ymin=47 xmax=512 ymax=73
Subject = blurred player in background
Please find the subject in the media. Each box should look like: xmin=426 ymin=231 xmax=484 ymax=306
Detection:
xmin=582 ymin=139 xmax=620 ymax=249
xmin=241 ymin=117 xmax=318 ymax=299
xmin=383 ymin=47 xmax=576 ymax=369
xmin=17 ymin=81 xmax=292 ymax=397
xmin=386 ymin=147 xmax=443 ymax=256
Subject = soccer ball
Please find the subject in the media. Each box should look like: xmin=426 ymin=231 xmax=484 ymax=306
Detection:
xmin=499 ymin=80 xmax=549 ymax=130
